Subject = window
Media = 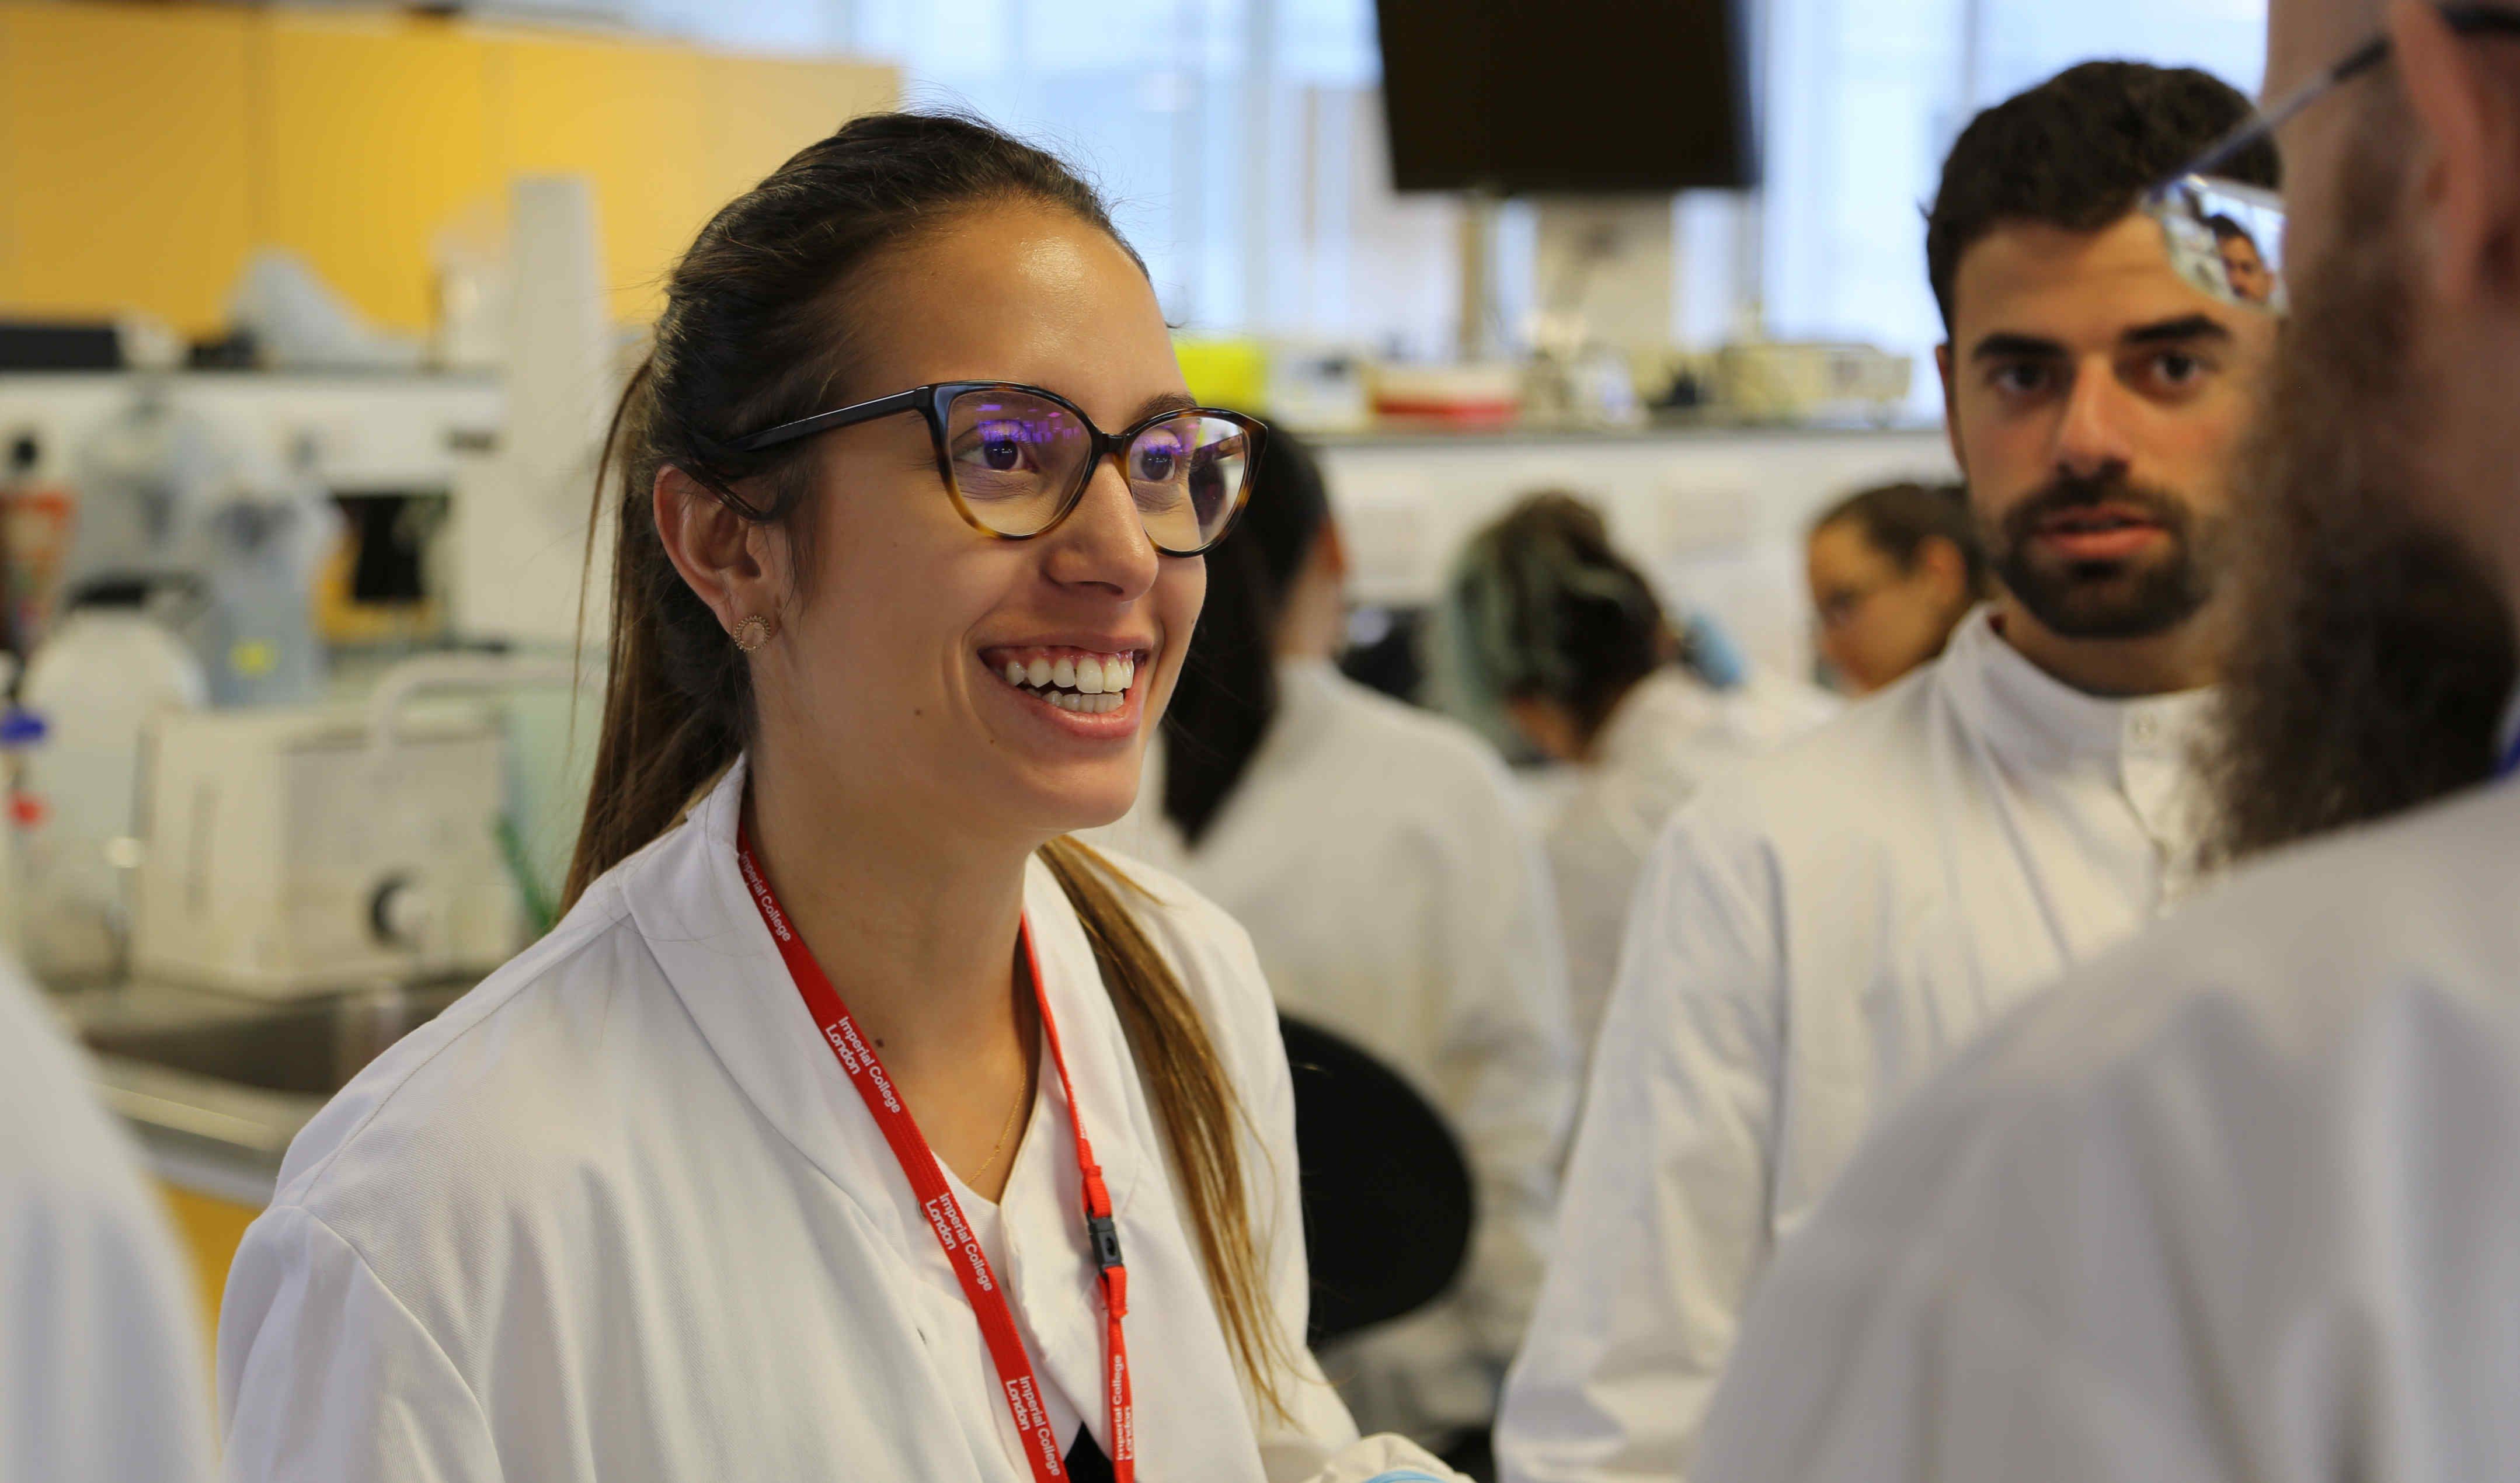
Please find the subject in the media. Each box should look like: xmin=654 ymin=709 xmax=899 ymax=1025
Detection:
xmin=621 ymin=0 xmax=2271 ymax=384
xmin=1762 ymin=0 xmax=2268 ymax=408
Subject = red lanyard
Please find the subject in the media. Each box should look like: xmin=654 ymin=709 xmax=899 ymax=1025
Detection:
xmin=736 ymin=826 xmax=1134 ymax=1483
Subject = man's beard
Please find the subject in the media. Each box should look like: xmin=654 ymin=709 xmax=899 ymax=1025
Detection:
xmin=2202 ymin=128 xmax=2516 ymax=865
xmin=1987 ymin=475 xmax=2219 ymax=640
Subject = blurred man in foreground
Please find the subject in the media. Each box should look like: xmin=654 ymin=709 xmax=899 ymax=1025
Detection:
xmin=1695 ymin=3 xmax=2520 ymax=1478
xmin=1 ymin=955 xmax=215 ymax=1482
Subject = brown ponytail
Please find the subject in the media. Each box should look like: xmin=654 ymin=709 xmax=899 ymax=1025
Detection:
xmin=562 ymin=112 xmax=1293 ymax=1410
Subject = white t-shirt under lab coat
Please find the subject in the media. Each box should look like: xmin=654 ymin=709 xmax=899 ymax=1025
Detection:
xmin=0 ymin=958 xmax=215 ymax=1483
xmin=1697 ymin=775 xmax=2520 ymax=1483
xmin=1496 ymin=609 xmax=2214 ymax=1483
xmin=1094 ymin=659 xmax=1579 ymax=1445
xmin=217 ymin=757 xmax=1454 ymax=1483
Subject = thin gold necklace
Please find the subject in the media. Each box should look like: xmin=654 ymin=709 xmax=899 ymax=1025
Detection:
xmin=973 ymin=1074 xmax=1030 ymax=1181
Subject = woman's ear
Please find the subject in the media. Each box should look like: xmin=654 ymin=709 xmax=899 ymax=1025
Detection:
xmin=653 ymin=465 xmax=786 ymax=636
xmin=1914 ymin=533 xmax=1970 ymax=603
xmin=1505 ymin=694 xmax=1589 ymax=764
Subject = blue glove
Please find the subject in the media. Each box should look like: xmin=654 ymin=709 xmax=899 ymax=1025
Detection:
xmin=1680 ymin=608 xmax=1749 ymax=691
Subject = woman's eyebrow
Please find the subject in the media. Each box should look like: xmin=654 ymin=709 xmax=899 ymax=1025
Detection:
xmin=1126 ymin=391 xmax=1202 ymax=424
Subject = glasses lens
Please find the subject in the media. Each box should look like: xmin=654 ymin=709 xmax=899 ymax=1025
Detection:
xmin=2149 ymin=174 xmax=2287 ymax=313
xmin=1126 ymin=415 xmax=1256 ymax=554
xmin=944 ymin=389 xmax=1094 ymax=537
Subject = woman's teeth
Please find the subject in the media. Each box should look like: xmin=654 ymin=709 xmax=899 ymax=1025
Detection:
xmin=996 ymin=651 xmax=1139 ymax=715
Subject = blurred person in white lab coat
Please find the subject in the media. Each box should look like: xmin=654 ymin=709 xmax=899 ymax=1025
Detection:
xmin=217 ymin=113 xmax=1460 ymax=1483
xmin=0 ymin=956 xmax=215 ymax=1483
xmin=1093 ymin=431 xmax=1578 ymax=1469
xmin=1804 ymin=480 xmax=1989 ymax=695
xmin=1495 ymin=61 xmax=2281 ymax=1483
xmin=1696 ymin=6 xmax=2520 ymax=1474
xmin=1445 ymin=493 xmax=1795 ymax=1053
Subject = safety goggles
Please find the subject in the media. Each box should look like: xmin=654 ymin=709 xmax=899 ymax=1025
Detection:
xmin=730 ymin=381 xmax=1267 ymax=558
xmin=2144 ymin=4 xmax=2520 ymax=315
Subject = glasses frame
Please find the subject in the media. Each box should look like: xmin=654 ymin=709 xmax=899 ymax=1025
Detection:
xmin=728 ymin=381 xmax=1269 ymax=558
xmin=2147 ymin=5 xmax=2520 ymax=308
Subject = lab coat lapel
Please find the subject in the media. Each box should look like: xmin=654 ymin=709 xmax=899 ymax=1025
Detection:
xmin=632 ymin=763 xmax=1160 ymax=1451
xmin=632 ymin=764 xmax=1147 ymax=1248
xmin=628 ymin=757 xmax=922 ymax=1255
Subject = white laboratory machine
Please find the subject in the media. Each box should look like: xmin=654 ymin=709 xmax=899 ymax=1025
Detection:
xmin=130 ymin=702 xmax=521 ymax=998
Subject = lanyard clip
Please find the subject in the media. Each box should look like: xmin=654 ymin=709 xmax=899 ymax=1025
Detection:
xmin=1087 ymin=1211 xmax=1125 ymax=1272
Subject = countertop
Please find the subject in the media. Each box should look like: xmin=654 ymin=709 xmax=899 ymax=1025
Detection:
xmin=52 ymin=976 xmax=474 ymax=1207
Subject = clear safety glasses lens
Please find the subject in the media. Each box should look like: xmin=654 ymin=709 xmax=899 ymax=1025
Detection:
xmin=2146 ymin=174 xmax=2289 ymax=314
xmin=944 ymin=388 xmax=1256 ymax=555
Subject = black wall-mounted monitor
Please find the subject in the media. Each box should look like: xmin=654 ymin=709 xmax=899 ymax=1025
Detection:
xmin=1375 ymin=0 xmax=1757 ymax=194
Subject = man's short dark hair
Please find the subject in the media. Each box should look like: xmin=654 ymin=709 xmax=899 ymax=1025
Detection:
xmin=2205 ymin=213 xmax=2258 ymax=249
xmin=1925 ymin=60 xmax=2277 ymax=334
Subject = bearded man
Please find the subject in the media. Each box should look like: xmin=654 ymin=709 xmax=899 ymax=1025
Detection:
xmin=1692 ymin=5 xmax=2520 ymax=1478
xmin=1498 ymin=60 xmax=2279 ymax=1483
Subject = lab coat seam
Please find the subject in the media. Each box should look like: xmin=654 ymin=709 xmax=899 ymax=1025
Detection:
xmin=1958 ymin=1257 xmax=2225 ymax=1473
xmin=281 ymin=1206 xmax=500 ymax=1449
xmin=281 ymin=914 xmax=648 ymax=1209
xmin=1774 ymin=1148 xmax=2221 ymax=1474
xmin=643 ymin=903 xmax=937 ymax=1252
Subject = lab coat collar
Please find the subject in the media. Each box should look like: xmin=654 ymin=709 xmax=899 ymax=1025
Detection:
xmin=1936 ymin=606 xmax=2214 ymax=769
xmin=1935 ymin=604 xmax=2218 ymax=770
xmin=1273 ymin=655 xmax=1346 ymax=718
xmin=1592 ymin=668 xmax=1724 ymax=772
xmin=624 ymin=757 xmax=1143 ymax=1262
xmin=1264 ymin=657 xmax=1353 ymax=764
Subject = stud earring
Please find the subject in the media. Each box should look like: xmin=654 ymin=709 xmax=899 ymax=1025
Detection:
xmin=732 ymin=614 xmax=774 ymax=652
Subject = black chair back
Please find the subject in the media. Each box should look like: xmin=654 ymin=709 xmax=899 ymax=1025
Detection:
xmin=1278 ymin=1012 xmax=1475 ymax=1349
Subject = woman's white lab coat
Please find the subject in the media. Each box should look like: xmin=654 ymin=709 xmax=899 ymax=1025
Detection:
xmin=1092 ymin=660 xmax=1578 ymax=1446
xmin=217 ymin=758 xmax=1452 ymax=1483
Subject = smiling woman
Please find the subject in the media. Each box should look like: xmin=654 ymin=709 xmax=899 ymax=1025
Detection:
xmin=215 ymin=112 xmax=1459 ymax=1483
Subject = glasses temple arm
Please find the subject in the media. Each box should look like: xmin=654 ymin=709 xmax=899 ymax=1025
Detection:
xmin=730 ymin=387 xmax=932 ymax=454
xmin=2184 ymin=8 xmax=2520 ymax=183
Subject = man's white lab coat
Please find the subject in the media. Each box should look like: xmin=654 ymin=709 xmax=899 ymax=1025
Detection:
xmin=0 ymin=958 xmax=215 ymax=1483
xmin=1094 ymin=659 xmax=1578 ymax=1446
xmin=218 ymin=757 xmax=1453 ymax=1483
xmin=1698 ymin=776 xmax=2520 ymax=1483
xmin=1498 ymin=610 xmax=2212 ymax=1482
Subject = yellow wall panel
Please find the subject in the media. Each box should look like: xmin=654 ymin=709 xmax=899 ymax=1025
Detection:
xmin=698 ymin=54 xmax=900 ymax=210
xmin=158 ymin=1181 xmax=257 ymax=1333
xmin=486 ymin=32 xmax=711 ymax=326
xmin=0 ymin=3 xmax=898 ymax=336
xmin=0 ymin=1 xmax=253 ymax=335
xmin=252 ymin=12 xmax=492 ymax=335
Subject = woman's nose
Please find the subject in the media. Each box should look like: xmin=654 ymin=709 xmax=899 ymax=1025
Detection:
xmin=1040 ymin=456 xmax=1162 ymax=600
